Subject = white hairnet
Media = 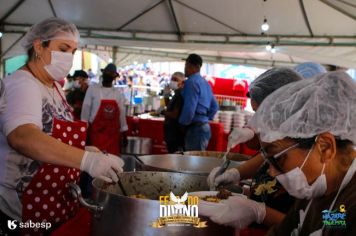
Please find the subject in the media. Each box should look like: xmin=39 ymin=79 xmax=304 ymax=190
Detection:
xmin=21 ymin=17 xmax=80 ymax=51
xmin=248 ymin=67 xmax=303 ymax=105
xmin=249 ymin=71 xmax=356 ymax=144
xmin=294 ymin=62 xmax=327 ymax=79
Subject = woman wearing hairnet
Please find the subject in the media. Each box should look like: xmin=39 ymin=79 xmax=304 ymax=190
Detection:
xmin=208 ymin=68 xmax=303 ymax=229
xmin=201 ymin=71 xmax=356 ymax=235
xmin=0 ymin=18 xmax=124 ymax=235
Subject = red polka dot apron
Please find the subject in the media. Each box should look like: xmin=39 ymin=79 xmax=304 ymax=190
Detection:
xmin=89 ymin=99 xmax=121 ymax=155
xmin=22 ymin=84 xmax=88 ymax=236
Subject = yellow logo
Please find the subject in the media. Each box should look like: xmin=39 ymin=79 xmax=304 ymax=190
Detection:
xmin=151 ymin=192 xmax=207 ymax=228
xmin=339 ymin=205 xmax=346 ymax=213
xmin=254 ymin=179 xmax=277 ymax=196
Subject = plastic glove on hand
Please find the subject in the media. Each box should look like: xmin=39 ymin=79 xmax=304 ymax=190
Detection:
xmin=199 ymin=196 xmax=266 ymax=229
xmin=207 ymin=167 xmax=240 ymax=190
xmin=80 ymin=151 xmax=125 ymax=183
xmin=227 ymin=127 xmax=255 ymax=149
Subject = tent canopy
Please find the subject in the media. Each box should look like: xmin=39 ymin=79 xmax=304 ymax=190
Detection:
xmin=1 ymin=0 xmax=356 ymax=68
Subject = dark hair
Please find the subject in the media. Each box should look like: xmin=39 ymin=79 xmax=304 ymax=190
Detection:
xmin=291 ymin=136 xmax=353 ymax=150
xmin=27 ymin=41 xmax=50 ymax=60
xmin=73 ymin=70 xmax=88 ymax=78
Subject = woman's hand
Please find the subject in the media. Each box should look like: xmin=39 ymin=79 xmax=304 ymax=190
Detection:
xmin=207 ymin=168 xmax=241 ymax=190
xmin=199 ymin=196 xmax=266 ymax=229
xmin=80 ymin=152 xmax=124 ymax=182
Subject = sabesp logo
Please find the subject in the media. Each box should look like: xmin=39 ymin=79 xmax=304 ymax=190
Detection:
xmin=7 ymin=220 xmax=17 ymax=230
xmin=7 ymin=220 xmax=51 ymax=230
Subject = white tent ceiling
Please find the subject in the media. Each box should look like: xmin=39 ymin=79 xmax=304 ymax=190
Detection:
xmin=1 ymin=0 xmax=356 ymax=68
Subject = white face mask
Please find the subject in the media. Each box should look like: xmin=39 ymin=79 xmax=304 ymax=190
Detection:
xmin=44 ymin=51 xmax=73 ymax=81
xmin=73 ymin=80 xmax=80 ymax=88
xmin=276 ymin=144 xmax=327 ymax=199
xmin=169 ymin=81 xmax=179 ymax=90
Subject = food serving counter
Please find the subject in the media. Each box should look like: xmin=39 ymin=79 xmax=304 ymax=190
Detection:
xmin=125 ymin=115 xmax=257 ymax=156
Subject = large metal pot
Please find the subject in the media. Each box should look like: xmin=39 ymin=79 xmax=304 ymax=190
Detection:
xmin=136 ymin=154 xmax=244 ymax=175
xmin=70 ymin=172 xmax=234 ymax=236
xmin=183 ymin=151 xmax=250 ymax=162
xmin=124 ymin=136 xmax=152 ymax=155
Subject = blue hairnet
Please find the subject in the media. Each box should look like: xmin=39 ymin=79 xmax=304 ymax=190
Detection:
xmin=294 ymin=62 xmax=327 ymax=79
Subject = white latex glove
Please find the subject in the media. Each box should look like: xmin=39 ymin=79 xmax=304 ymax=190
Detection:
xmin=227 ymin=127 xmax=255 ymax=150
xmin=199 ymin=196 xmax=266 ymax=229
xmin=207 ymin=167 xmax=240 ymax=190
xmin=80 ymin=151 xmax=124 ymax=183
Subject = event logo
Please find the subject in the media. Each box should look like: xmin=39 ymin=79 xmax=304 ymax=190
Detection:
xmin=7 ymin=220 xmax=17 ymax=230
xmin=322 ymin=204 xmax=347 ymax=229
xmin=7 ymin=220 xmax=51 ymax=231
xmin=151 ymin=192 xmax=207 ymax=228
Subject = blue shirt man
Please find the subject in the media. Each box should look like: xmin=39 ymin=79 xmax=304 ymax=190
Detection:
xmin=179 ymin=54 xmax=218 ymax=151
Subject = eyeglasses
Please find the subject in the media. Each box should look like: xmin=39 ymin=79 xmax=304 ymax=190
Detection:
xmin=260 ymin=143 xmax=299 ymax=173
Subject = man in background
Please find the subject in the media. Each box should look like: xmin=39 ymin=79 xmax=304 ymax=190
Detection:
xmin=66 ymin=70 xmax=89 ymax=120
xmin=179 ymin=54 xmax=218 ymax=151
xmin=163 ymin=72 xmax=185 ymax=153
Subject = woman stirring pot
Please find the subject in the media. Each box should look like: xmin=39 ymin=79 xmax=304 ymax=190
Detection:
xmin=0 ymin=18 xmax=124 ymax=235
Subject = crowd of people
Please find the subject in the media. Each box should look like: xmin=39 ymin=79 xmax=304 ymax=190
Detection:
xmin=0 ymin=16 xmax=355 ymax=236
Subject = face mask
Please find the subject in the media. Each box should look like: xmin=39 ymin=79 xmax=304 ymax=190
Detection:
xmin=276 ymin=144 xmax=327 ymax=199
xmin=73 ymin=80 xmax=80 ymax=88
xmin=44 ymin=51 xmax=73 ymax=81
xmin=169 ymin=81 xmax=179 ymax=90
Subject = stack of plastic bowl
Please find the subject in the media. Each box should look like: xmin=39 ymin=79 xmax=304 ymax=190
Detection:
xmin=233 ymin=111 xmax=246 ymax=129
xmin=219 ymin=111 xmax=234 ymax=133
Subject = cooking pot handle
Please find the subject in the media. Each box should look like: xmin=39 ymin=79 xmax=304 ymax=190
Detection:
xmin=68 ymin=182 xmax=103 ymax=217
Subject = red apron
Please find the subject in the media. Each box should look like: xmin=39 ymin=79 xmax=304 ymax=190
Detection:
xmin=22 ymin=84 xmax=88 ymax=236
xmin=89 ymin=99 xmax=121 ymax=155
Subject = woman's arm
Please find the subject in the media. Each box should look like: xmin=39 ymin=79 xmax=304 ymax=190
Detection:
xmin=237 ymin=154 xmax=265 ymax=179
xmin=245 ymin=133 xmax=261 ymax=150
xmin=7 ymin=124 xmax=84 ymax=168
xmin=263 ymin=206 xmax=286 ymax=226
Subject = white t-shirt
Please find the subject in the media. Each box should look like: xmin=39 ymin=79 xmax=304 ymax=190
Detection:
xmin=0 ymin=70 xmax=72 ymax=220
xmin=81 ymin=84 xmax=128 ymax=132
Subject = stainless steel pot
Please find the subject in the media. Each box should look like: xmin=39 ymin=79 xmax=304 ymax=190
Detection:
xmin=70 ymin=172 xmax=234 ymax=236
xmin=124 ymin=136 xmax=152 ymax=155
xmin=183 ymin=151 xmax=250 ymax=162
xmin=136 ymin=154 xmax=244 ymax=175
